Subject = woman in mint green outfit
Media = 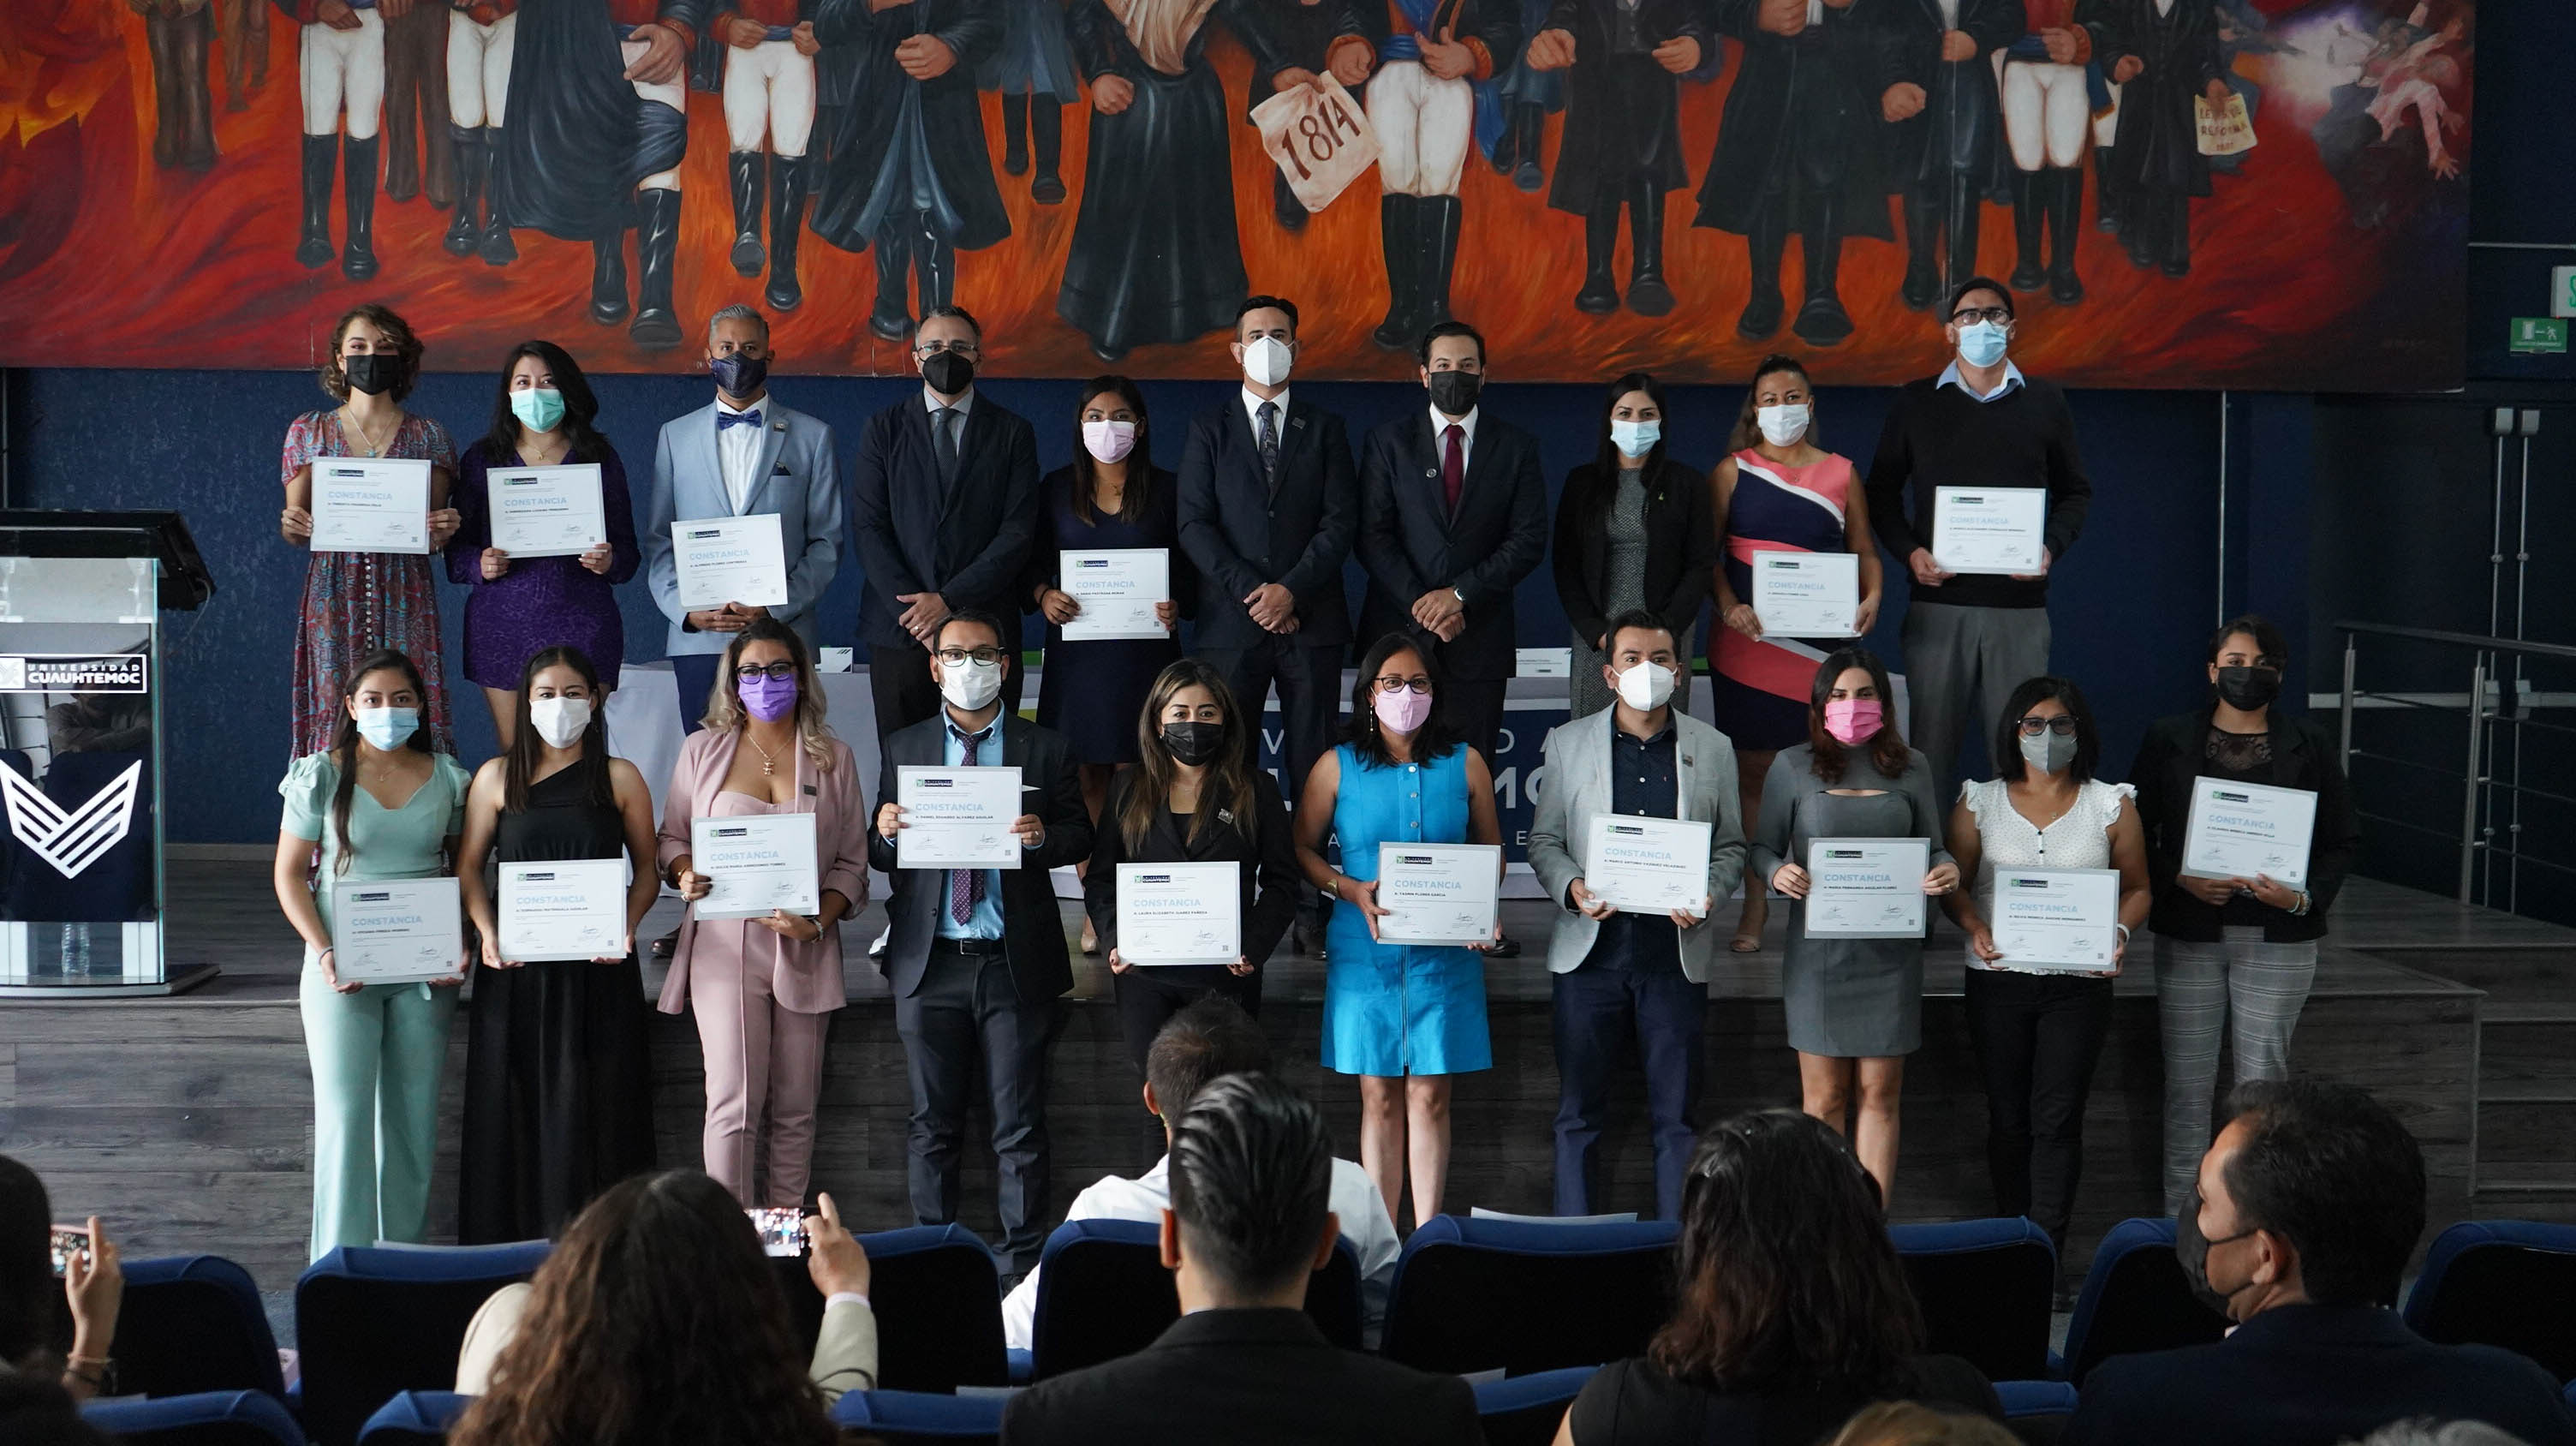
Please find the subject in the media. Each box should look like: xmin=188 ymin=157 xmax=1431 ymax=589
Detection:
xmin=274 ymin=648 xmax=473 ymax=1259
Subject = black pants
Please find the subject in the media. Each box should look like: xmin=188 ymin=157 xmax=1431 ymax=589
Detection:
xmin=1553 ymin=962 xmax=1705 ymax=1219
xmin=1963 ymin=968 xmax=2113 ymax=1244
xmin=674 ymin=651 xmax=722 ymax=736
xmin=896 ymin=941 xmax=1057 ymax=1271
xmin=1112 ymin=967 xmax=1260 ymax=1078
xmin=869 ymin=636 xmax=1026 ymax=749
xmin=1444 ymin=678 xmax=1508 ymax=767
xmin=1200 ymin=636 xmax=1339 ymax=927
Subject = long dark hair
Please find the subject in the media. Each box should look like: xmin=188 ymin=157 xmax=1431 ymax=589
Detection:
xmin=0 ymin=1155 xmax=57 ymax=1371
xmin=482 ymin=339 xmax=609 ymax=464
xmin=1649 ymin=1111 xmax=1923 ymax=1393
xmin=1343 ymin=633 xmax=1463 ymax=769
xmin=1071 ymin=375 xmax=1153 ymax=526
xmin=1808 ymin=647 xmax=1911 ymax=785
xmin=505 ymin=646 xmax=613 ymax=815
xmin=448 ymin=1170 xmax=837 ymax=1446
xmin=1992 ymin=675 xmax=2101 ymax=784
xmin=328 ymin=649 xmax=436 ymax=875
xmin=1565 ymin=372 xmax=1678 ymax=532
xmin=1727 ymin=354 xmax=1819 ymax=454
xmin=320 ymin=302 xmax=425 ymax=403
xmin=1121 ymin=660 xmax=1263 ymax=852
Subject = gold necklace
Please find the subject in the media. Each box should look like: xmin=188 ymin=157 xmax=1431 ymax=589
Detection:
xmin=745 ymin=731 xmax=779 ymax=777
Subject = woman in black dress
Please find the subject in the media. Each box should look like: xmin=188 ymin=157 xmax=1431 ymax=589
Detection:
xmin=456 ymin=645 xmax=661 ymax=1243
xmin=1026 ymin=376 xmax=1189 ymax=953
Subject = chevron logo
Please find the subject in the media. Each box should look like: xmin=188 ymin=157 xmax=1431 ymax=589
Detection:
xmin=0 ymin=762 xmax=140 ymax=879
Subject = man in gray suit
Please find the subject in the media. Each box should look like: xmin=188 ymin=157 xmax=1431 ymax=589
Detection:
xmin=1527 ymin=607 xmax=1746 ymax=1220
xmin=645 ymin=304 xmax=845 ymax=734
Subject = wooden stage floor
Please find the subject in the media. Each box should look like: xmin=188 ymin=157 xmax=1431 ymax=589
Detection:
xmin=5 ymin=863 xmax=2567 ymax=1289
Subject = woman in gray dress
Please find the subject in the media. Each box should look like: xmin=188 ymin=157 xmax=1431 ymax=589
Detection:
xmin=1749 ymin=646 xmax=1958 ymax=1205
xmin=1552 ymin=372 xmax=1717 ymax=720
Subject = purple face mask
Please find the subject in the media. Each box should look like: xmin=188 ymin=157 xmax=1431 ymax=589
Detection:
xmin=739 ymin=672 xmax=800 ymax=722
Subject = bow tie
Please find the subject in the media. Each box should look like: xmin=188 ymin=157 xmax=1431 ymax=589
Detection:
xmin=718 ymin=409 xmax=763 ymax=431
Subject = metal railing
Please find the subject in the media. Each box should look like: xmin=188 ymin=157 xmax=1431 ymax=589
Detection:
xmin=2337 ymin=621 xmax=2576 ymax=907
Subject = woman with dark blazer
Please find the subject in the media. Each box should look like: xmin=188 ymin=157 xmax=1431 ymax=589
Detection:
xmin=2128 ymin=613 xmax=2358 ymax=1215
xmin=1553 ymin=370 xmax=1718 ymax=721
xmin=1085 ymin=659 xmax=1299 ymax=1074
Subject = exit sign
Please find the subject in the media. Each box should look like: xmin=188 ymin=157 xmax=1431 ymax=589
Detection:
xmin=2510 ymin=317 xmax=2568 ymax=355
xmin=2555 ymin=265 xmax=2576 ymax=320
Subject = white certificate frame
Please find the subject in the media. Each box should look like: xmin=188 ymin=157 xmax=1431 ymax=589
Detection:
xmin=1058 ymin=547 xmax=1170 ymax=642
xmin=1989 ymin=867 xmax=2122 ymax=973
xmin=488 ymin=463 xmax=608 ymax=559
xmin=671 ymin=513 xmax=791 ymax=611
xmin=1115 ymin=861 xmax=1242 ymax=966
xmin=1749 ymin=550 xmax=1861 ymax=639
xmin=690 ymin=812 xmax=821 ymax=920
xmin=1583 ymin=815 xmax=1714 ymax=916
xmin=330 ymin=876 xmax=463 ymax=983
xmin=896 ymin=766 xmax=1026 ymax=871
xmin=497 ymin=858 xmax=630 ymax=963
xmin=309 ymin=457 xmax=433 ymax=556
xmin=1804 ymin=837 xmax=1931 ymax=939
xmin=2179 ymin=776 xmax=2317 ymax=889
xmin=1375 ymin=842 xmax=1501 ymax=946
xmin=1931 ymin=486 xmax=2048 ymax=576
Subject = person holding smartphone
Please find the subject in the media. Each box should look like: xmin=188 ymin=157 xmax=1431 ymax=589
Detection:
xmin=0 ymin=1156 xmax=122 ymax=1404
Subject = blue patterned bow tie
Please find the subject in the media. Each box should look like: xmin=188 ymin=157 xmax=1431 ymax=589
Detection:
xmin=718 ymin=409 xmax=763 ymax=431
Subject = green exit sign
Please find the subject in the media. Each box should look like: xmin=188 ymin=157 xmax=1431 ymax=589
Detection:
xmin=2510 ymin=317 xmax=2568 ymax=355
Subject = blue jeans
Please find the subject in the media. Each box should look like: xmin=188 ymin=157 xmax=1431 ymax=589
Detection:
xmin=1552 ymin=963 xmax=1705 ymax=1220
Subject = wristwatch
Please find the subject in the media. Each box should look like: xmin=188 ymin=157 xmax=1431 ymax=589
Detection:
xmin=1450 ymin=586 xmax=1466 ymax=605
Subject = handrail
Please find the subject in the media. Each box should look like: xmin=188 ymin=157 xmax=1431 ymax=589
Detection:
xmin=2335 ymin=620 xmax=2576 ymax=662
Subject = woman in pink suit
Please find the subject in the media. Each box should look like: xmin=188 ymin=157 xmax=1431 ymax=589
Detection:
xmin=656 ymin=618 xmax=870 ymax=1208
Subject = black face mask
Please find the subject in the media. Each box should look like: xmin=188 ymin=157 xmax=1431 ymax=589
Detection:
xmin=343 ymin=353 xmax=401 ymax=396
xmin=1160 ymin=720 xmax=1226 ymax=768
xmin=922 ymin=350 xmax=975 ymax=397
xmin=2174 ymin=1188 xmax=2258 ymax=1320
xmin=1426 ymin=369 xmax=1482 ymax=416
xmin=2214 ymin=665 xmax=2281 ymax=713
xmin=709 ymin=353 xmax=769 ymax=399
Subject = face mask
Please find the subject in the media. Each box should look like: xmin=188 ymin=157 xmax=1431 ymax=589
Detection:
xmin=921 ymin=350 xmax=975 ymax=396
xmin=2175 ymin=1189 xmax=2258 ymax=1319
xmin=2019 ymin=729 xmax=2078 ymax=776
xmin=738 ymin=672 xmax=799 ymax=723
xmin=1608 ymin=419 xmax=1660 ymax=458
xmin=1427 ymin=369 xmax=1482 ymax=417
xmin=343 ymin=353 xmax=401 ymax=396
xmin=1241 ymin=336 xmax=1294 ymax=389
xmin=1757 ymin=403 xmax=1811 ymax=447
xmin=1160 ymin=720 xmax=1226 ymax=768
xmin=1823 ymin=697 xmax=1884 ymax=746
xmin=352 ymin=706 xmax=419 ymax=752
xmin=1614 ymin=661 xmax=1676 ymax=711
xmin=1082 ymin=419 xmax=1137 ymax=464
xmin=1373 ymin=687 xmax=1434 ymax=735
xmin=1955 ymin=320 xmax=2011 ymax=369
xmin=2214 ymin=665 xmax=2281 ymax=713
xmin=708 ymin=352 xmax=769 ymax=399
xmin=528 ymin=696 xmax=593 ymax=750
xmin=939 ymin=657 xmax=1003 ymax=712
xmin=510 ymin=386 xmax=566 ymax=433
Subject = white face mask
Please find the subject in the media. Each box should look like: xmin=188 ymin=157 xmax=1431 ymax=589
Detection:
xmin=1614 ymin=660 xmax=1677 ymax=711
xmin=352 ymin=706 xmax=420 ymax=752
xmin=1082 ymin=419 xmax=1137 ymax=463
xmin=939 ymin=658 xmax=1004 ymax=712
xmin=1757 ymin=403 xmax=1810 ymax=447
xmin=528 ymin=696 xmax=593 ymax=750
xmin=1609 ymin=418 xmax=1660 ymax=457
xmin=1241 ymin=336 xmax=1294 ymax=389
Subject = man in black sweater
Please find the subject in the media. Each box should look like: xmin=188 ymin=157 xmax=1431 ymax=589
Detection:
xmin=1863 ymin=277 xmax=2090 ymax=794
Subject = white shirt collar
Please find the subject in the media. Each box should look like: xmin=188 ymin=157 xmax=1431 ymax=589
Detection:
xmin=1937 ymin=359 xmax=2026 ymax=403
xmin=715 ymin=391 xmax=766 ymax=416
xmin=925 ymin=383 xmax=975 ymax=417
xmin=1429 ymin=403 xmax=1479 ymax=451
xmin=1242 ymin=385 xmax=1291 ymax=433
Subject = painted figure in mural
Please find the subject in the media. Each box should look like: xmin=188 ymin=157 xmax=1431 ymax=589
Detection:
xmin=812 ymin=0 xmax=1010 ymax=342
xmin=280 ymin=0 xmax=389 ymax=280
xmin=980 ymin=0 xmax=1081 ymax=204
xmin=1340 ymin=0 xmax=1520 ymax=350
xmin=1486 ymin=0 xmax=1561 ymax=194
xmin=2000 ymin=0 xmax=2092 ymax=303
xmin=2207 ymin=0 xmax=2288 ymax=176
xmin=1055 ymin=0 xmax=1249 ymax=362
xmin=218 ymin=0 xmax=272 ymax=111
xmin=2087 ymin=0 xmax=2227 ymax=277
xmin=1230 ymin=0 xmax=1368 ymax=230
xmin=1696 ymin=0 xmax=1890 ymax=347
xmin=381 ymin=0 xmax=457 ymax=206
xmin=137 ymin=0 xmax=219 ymax=170
xmin=1524 ymin=0 xmax=1712 ymax=318
xmin=1881 ymin=0 xmax=2019 ymax=312
xmin=701 ymin=0 xmax=821 ymax=311
xmin=443 ymin=0 xmax=518 ymax=264
xmin=489 ymin=0 xmax=704 ymax=350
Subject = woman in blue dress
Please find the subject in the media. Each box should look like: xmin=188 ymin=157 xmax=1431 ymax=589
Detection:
xmin=1295 ymin=632 xmax=1504 ymax=1228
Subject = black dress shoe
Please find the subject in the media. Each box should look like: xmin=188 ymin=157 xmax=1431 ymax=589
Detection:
xmin=650 ymin=928 xmax=678 ymax=959
xmin=1487 ymin=935 xmax=1523 ymax=959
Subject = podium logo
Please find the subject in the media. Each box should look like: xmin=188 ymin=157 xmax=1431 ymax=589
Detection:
xmin=1 ymin=761 xmax=142 ymax=880
xmin=0 ymin=654 xmax=147 ymax=694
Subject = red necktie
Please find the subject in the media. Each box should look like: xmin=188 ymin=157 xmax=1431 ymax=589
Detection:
xmin=1441 ymin=423 xmax=1464 ymax=516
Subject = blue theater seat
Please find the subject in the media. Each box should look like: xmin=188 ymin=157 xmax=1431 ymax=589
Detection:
xmin=353 ymin=1391 xmax=471 ymax=1446
xmin=116 ymin=1255 xmax=287 ymax=1401
xmin=830 ymin=1388 xmax=1009 ymax=1444
xmin=1889 ymin=1218 xmax=2057 ymax=1383
xmin=857 ymin=1224 xmax=1011 ymax=1393
xmin=1026 ymin=1217 xmax=1363 ymax=1378
xmin=85 ymin=1389 xmax=305 ymax=1446
xmin=2403 ymin=1220 xmax=2576 ymax=1383
xmin=1474 ymin=1365 xmax=1601 ymax=1446
xmin=2056 ymin=1217 xmax=2228 ymax=1385
xmin=294 ymin=1240 xmax=550 ymax=1446
xmin=1380 ymin=1215 xmax=1680 ymax=1377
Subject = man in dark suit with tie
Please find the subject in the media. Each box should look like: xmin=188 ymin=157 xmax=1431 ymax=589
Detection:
xmin=1000 ymin=1072 xmax=1482 ymax=1446
xmin=871 ymin=610 xmax=1093 ymax=1277
xmin=850 ymin=304 xmax=1043 ymax=747
xmin=1177 ymin=296 xmax=1359 ymax=953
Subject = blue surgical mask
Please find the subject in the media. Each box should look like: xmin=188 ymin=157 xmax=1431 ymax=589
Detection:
xmin=1957 ymin=320 xmax=2011 ymax=369
xmin=353 ymin=706 xmax=419 ymax=751
xmin=1609 ymin=419 xmax=1660 ymax=457
xmin=510 ymin=386 xmax=566 ymax=433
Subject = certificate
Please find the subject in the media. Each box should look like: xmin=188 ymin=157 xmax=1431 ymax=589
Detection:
xmin=1116 ymin=861 xmax=1241 ymax=966
xmin=2180 ymin=777 xmax=2317 ymax=888
xmin=1931 ymin=487 xmax=2047 ymax=576
xmin=1804 ymin=837 xmax=1929 ymax=939
xmin=691 ymin=813 xmax=820 ymax=920
xmin=1750 ymin=550 xmax=1860 ymax=638
xmin=309 ymin=457 xmax=432 ymax=555
xmin=1989 ymin=867 xmax=2121 ymax=972
xmin=1583 ymin=815 xmax=1713 ymax=916
xmin=672 ymin=513 xmax=790 ymax=611
xmin=330 ymin=876 xmax=462 ymax=983
xmin=497 ymin=859 xmax=629 ymax=962
xmin=1375 ymin=843 xmax=1500 ymax=945
xmin=896 ymin=766 xmax=1025 ymax=870
xmin=488 ymin=463 xmax=607 ymax=558
xmin=1058 ymin=548 xmax=1169 ymax=641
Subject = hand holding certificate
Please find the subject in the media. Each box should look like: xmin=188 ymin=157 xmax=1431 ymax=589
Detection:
xmin=1803 ymin=838 xmax=1932 ymax=938
xmin=1116 ymin=862 xmax=1242 ymax=966
xmin=497 ymin=859 xmax=630 ymax=963
xmin=690 ymin=813 xmax=820 ymax=920
xmin=310 ymin=457 xmax=433 ymax=555
xmin=1749 ymin=550 xmax=1861 ymax=638
xmin=488 ymin=463 xmax=607 ymax=558
xmin=1375 ymin=843 xmax=1501 ymax=945
xmin=672 ymin=514 xmax=791 ymax=611
xmin=1931 ymin=487 xmax=2047 ymax=576
xmin=331 ymin=876 xmax=465 ymax=984
xmin=1987 ymin=868 xmax=2121 ymax=972
xmin=1058 ymin=548 xmax=1171 ymax=641
xmin=1583 ymin=816 xmax=1714 ymax=917
xmin=894 ymin=767 xmax=1025 ymax=869
xmin=2180 ymin=777 xmax=2317 ymax=889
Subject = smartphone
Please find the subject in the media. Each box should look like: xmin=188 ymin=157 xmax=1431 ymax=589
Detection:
xmin=748 ymin=1207 xmax=808 ymax=1258
xmin=50 ymin=1226 xmax=89 ymax=1277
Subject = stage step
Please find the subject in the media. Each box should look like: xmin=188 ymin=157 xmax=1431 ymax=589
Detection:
xmin=2479 ymin=1007 xmax=2576 ymax=1094
xmin=2376 ymin=947 xmax=2576 ymax=1005
xmin=2474 ymin=1169 xmax=2576 ymax=1223
xmin=2473 ymin=1098 xmax=2576 ymax=1165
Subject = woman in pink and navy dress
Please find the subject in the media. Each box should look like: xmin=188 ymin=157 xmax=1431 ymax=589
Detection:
xmin=1708 ymin=355 xmax=1884 ymax=953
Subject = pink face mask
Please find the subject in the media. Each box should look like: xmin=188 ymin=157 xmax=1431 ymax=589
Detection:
xmin=1373 ymin=686 xmax=1434 ymax=734
xmin=1082 ymin=419 xmax=1136 ymax=463
xmin=1823 ymin=696 xmax=1884 ymax=746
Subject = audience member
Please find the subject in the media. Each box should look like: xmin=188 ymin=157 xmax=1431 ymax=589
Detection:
xmin=0 ymin=1157 xmax=120 ymax=1407
xmin=1001 ymin=1073 xmax=1481 ymax=1445
xmin=2350 ymin=1425 xmax=2537 ymax=1446
xmin=1828 ymin=1402 xmax=2021 ymax=1446
xmin=0 ymin=1371 xmax=114 ymax=1446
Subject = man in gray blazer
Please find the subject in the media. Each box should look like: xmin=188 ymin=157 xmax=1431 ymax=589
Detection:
xmin=644 ymin=303 xmax=844 ymax=733
xmin=1527 ymin=608 xmax=1745 ymax=1221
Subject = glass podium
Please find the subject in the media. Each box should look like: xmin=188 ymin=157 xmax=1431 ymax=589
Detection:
xmin=0 ymin=511 xmax=216 ymax=996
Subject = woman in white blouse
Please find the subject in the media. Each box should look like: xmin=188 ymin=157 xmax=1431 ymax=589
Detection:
xmin=1942 ymin=677 xmax=2150 ymax=1282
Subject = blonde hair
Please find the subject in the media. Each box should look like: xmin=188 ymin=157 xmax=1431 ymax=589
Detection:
xmin=697 ymin=620 xmax=836 ymax=775
xmin=1825 ymin=1403 xmax=2018 ymax=1446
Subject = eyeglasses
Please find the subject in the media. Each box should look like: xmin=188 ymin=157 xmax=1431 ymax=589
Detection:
xmin=1951 ymin=306 xmax=2013 ymax=326
xmin=936 ymin=647 xmax=1008 ymax=667
xmin=1374 ymin=675 xmax=1434 ymax=695
xmin=915 ymin=340 xmax=981 ymax=357
xmin=2014 ymin=715 xmax=2080 ymax=738
xmin=733 ymin=662 xmax=797 ymax=683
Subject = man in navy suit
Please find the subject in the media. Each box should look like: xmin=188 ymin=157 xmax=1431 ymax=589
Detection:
xmin=1177 ymin=296 xmax=1358 ymax=953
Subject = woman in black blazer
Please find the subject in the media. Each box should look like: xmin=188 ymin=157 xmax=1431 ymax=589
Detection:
xmin=1552 ymin=371 xmax=1719 ymax=720
xmin=1086 ymin=659 xmax=1301 ymax=1074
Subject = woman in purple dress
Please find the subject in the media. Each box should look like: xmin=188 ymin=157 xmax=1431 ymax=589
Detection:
xmin=1023 ymin=375 xmax=1188 ymax=953
xmin=445 ymin=341 xmax=641 ymax=749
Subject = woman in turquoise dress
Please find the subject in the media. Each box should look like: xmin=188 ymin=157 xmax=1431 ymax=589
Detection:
xmin=271 ymin=648 xmax=473 ymax=1260
xmin=1295 ymin=633 xmax=1504 ymax=1229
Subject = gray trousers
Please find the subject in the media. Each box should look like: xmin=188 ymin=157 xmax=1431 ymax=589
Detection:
xmin=896 ymin=943 xmax=1057 ymax=1272
xmin=1901 ymin=601 xmax=2053 ymax=798
xmin=2155 ymin=927 xmax=2319 ymax=1212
